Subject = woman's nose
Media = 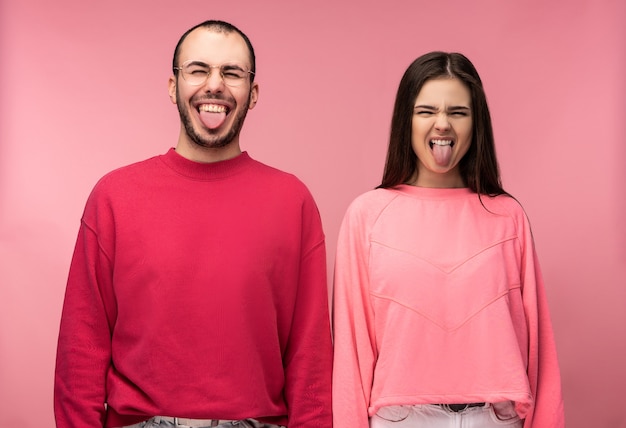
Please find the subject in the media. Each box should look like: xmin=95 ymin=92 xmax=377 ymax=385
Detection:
xmin=434 ymin=113 xmax=451 ymax=131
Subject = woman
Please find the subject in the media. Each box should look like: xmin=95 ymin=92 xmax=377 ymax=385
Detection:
xmin=332 ymin=52 xmax=564 ymax=427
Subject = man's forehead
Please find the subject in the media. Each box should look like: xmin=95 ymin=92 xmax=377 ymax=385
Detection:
xmin=179 ymin=28 xmax=250 ymax=64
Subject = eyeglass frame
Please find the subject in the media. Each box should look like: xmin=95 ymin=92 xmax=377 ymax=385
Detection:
xmin=173 ymin=60 xmax=255 ymax=87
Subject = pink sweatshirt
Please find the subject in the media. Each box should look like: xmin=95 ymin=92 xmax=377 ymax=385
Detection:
xmin=332 ymin=185 xmax=564 ymax=428
xmin=55 ymin=149 xmax=332 ymax=428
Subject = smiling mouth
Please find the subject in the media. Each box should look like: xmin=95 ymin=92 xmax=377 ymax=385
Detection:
xmin=198 ymin=104 xmax=229 ymax=114
xmin=429 ymin=139 xmax=454 ymax=149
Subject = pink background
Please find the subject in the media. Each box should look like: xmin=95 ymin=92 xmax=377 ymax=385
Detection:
xmin=1 ymin=1 xmax=625 ymax=426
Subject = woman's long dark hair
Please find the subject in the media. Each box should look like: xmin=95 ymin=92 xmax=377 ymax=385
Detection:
xmin=379 ymin=52 xmax=507 ymax=196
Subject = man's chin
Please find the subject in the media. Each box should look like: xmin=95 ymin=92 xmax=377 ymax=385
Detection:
xmin=192 ymin=138 xmax=232 ymax=150
xmin=190 ymin=134 xmax=235 ymax=149
xmin=188 ymin=127 xmax=237 ymax=149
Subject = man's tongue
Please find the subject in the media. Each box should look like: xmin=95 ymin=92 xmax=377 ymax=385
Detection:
xmin=199 ymin=110 xmax=227 ymax=130
xmin=432 ymin=143 xmax=453 ymax=166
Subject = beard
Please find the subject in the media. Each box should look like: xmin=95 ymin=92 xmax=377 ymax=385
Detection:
xmin=176 ymin=86 xmax=251 ymax=149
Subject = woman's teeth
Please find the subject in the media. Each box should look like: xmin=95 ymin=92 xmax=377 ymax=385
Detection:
xmin=430 ymin=139 xmax=453 ymax=147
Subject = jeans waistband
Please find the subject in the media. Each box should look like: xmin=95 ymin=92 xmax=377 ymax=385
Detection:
xmin=439 ymin=403 xmax=486 ymax=412
xmin=156 ymin=417 xmax=236 ymax=427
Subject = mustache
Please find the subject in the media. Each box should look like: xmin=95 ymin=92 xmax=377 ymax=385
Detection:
xmin=192 ymin=94 xmax=235 ymax=104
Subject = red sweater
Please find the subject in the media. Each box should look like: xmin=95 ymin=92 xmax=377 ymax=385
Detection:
xmin=55 ymin=149 xmax=333 ymax=428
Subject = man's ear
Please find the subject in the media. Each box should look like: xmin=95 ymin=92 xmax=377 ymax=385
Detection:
xmin=168 ymin=75 xmax=177 ymax=104
xmin=248 ymin=82 xmax=259 ymax=109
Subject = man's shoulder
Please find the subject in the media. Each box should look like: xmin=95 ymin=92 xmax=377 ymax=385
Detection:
xmin=247 ymin=156 xmax=312 ymax=193
xmin=88 ymin=154 xmax=167 ymax=193
xmin=84 ymin=155 xmax=163 ymax=205
xmin=247 ymin=156 xmax=296 ymax=177
xmin=100 ymin=155 xmax=162 ymax=181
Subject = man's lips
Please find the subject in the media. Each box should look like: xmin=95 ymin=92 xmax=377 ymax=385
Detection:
xmin=198 ymin=103 xmax=229 ymax=113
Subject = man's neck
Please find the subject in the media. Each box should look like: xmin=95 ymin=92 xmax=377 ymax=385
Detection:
xmin=175 ymin=138 xmax=242 ymax=164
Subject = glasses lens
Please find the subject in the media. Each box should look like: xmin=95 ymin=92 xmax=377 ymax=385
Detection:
xmin=180 ymin=61 xmax=250 ymax=87
xmin=219 ymin=65 xmax=248 ymax=87
xmin=181 ymin=63 xmax=209 ymax=86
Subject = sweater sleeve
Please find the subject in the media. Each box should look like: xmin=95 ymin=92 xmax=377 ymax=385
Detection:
xmin=282 ymin=195 xmax=333 ymax=428
xmin=518 ymin=213 xmax=565 ymax=428
xmin=55 ymin=200 xmax=115 ymax=427
xmin=332 ymin=199 xmax=377 ymax=428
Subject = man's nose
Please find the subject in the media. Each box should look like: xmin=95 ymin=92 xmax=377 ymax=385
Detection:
xmin=202 ymin=67 xmax=225 ymax=92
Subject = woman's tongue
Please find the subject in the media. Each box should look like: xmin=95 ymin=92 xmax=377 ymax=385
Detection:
xmin=199 ymin=108 xmax=227 ymax=130
xmin=432 ymin=142 xmax=453 ymax=166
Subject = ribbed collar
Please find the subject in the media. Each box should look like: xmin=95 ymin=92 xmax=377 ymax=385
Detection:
xmin=158 ymin=148 xmax=253 ymax=181
xmin=392 ymin=184 xmax=475 ymax=200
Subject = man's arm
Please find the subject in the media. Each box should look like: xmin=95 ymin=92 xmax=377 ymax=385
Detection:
xmin=282 ymin=197 xmax=333 ymax=428
xmin=55 ymin=221 xmax=112 ymax=427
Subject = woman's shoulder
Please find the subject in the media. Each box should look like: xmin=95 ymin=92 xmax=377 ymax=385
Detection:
xmin=480 ymin=193 xmax=533 ymax=231
xmin=340 ymin=187 xmax=402 ymax=228
xmin=483 ymin=193 xmax=525 ymax=212
xmin=347 ymin=187 xmax=399 ymax=212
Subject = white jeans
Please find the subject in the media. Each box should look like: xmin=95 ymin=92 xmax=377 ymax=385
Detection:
xmin=370 ymin=403 xmax=523 ymax=428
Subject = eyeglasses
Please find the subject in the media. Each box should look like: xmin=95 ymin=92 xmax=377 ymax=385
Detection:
xmin=174 ymin=60 xmax=254 ymax=87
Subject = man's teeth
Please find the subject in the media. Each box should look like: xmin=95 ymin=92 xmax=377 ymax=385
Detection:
xmin=430 ymin=139 xmax=453 ymax=146
xmin=199 ymin=104 xmax=227 ymax=113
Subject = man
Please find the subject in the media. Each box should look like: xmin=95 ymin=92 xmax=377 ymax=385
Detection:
xmin=54 ymin=20 xmax=332 ymax=428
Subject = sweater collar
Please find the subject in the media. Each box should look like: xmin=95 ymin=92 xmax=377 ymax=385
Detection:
xmin=393 ymin=184 xmax=475 ymax=199
xmin=159 ymin=147 xmax=253 ymax=181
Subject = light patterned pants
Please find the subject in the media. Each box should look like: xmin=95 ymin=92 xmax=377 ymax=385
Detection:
xmin=120 ymin=417 xmax=283 ymax=428
xmin=370 ymin=403 xmax=523 ymax=428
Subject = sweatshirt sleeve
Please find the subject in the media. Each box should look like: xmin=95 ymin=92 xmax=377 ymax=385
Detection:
xmin=332 ymin=199 xmax=377 ymax=428
xmin=518 ymin=213 xmax=565 ymax=428
xmin=282 ymin=194 xmax=333 ymax=428
xmin=54 ymin=195 xmax=115 ymax=427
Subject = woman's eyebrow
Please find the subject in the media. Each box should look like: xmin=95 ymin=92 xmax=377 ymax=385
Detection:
xmin=413 ymin=105 xmax=471 ymax=111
